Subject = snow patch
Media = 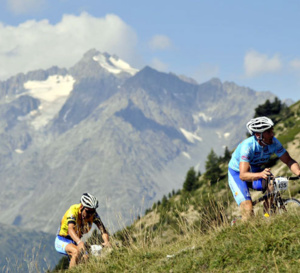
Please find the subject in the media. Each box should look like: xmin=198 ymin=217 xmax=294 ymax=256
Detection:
xmin=63 ymin=109 xmax=71 ymax=122
xmin=180 ymin=128 xmax=202 ymax=143
xmin=182 ymin=152 xmax=191 ymax=159
xmin=22 ymin=75 xmax=75 ymax=130
xmin=93 ymin=54 xmax=138 ymax=76
xmin=194 ymin=162 xmax=201 ymax=171
xmin=216 ymin=131 xmax=231 ymax=139
xmin=224 ymin=132 xmax=230 ymax=139
xmin=193 ymin=112 xmax=212 ymax=123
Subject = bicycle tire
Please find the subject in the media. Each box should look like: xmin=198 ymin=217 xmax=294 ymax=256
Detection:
xmin=278 ymin=198 xmax=300 ymax=213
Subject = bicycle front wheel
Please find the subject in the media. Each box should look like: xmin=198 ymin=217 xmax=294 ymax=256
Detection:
xmin=281 ymin=198 xmax=300 ymax=212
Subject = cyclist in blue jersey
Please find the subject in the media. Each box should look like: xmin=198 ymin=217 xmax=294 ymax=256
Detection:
xmin=228 ymin=116 xmax=300 ymax=220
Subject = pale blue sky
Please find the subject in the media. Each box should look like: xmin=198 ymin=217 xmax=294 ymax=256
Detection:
xmin=1 ymin=0 xmax=300 ymax=100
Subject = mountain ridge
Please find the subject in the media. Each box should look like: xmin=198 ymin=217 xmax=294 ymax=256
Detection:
xmin=0 ymin=49 xmax=278 ymax=236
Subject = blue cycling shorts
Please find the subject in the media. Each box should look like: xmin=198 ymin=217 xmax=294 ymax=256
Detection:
xmin=228 ymin=167 xmax=264 ymax=205
xmin=55 ymin=235 xmax=75 ymax=256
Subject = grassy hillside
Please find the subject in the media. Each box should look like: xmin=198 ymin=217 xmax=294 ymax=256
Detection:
xmin=275 ymin=100 xmax=300 ymax=147
xmin=55 ymin=211 xmax=300 ymax=273
xmin=51 ymin=99 xmax=300 ymax=272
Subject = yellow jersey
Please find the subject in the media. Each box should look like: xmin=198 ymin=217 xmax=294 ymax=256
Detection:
xmin=58 ymin=203 xmax=106 ymax=238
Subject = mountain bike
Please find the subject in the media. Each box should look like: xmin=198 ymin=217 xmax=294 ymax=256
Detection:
xmin=252 ymin=175 xmax=300 ymax=214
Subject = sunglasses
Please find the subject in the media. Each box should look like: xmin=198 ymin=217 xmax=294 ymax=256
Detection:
xmin=84 ymin=208 xmax=95 ymax=216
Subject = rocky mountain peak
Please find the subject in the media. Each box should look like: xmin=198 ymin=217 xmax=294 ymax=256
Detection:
xmin=0 ymin=48 xmax=278 ymax=238
xmin=92 ymin=51 xmax=139 ymax=76
xmin=69 ymin=49 xmax=138 ymax=80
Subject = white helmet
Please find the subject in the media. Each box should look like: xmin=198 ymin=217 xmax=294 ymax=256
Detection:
xmin=81 ymin=193 xmax=98 ymax=209
xmin=246 ymin=116 xmax=274 ymax=135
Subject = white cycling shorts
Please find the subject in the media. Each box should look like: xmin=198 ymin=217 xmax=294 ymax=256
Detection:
xmin=55 ymin=235 xmax=75 ymax=255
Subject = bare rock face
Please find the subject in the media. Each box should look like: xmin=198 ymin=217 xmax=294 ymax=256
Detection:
xmin=0 ymin=49 xmax=276 ymax=235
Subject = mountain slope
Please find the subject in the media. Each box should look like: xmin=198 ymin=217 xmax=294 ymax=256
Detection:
xmin=0 ymin=49 xmax=277 ymax=236
xmin=62 ymin=213 xmax=300 ymax=273
xmin=61 ymin=102 xmax=300 ymax=272
xmin=0 ymin=223 xmax=61 ymax=272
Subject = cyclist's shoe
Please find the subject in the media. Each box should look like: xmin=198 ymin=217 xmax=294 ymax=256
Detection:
xmin=231 ymin=216 xmax=242 ymax=226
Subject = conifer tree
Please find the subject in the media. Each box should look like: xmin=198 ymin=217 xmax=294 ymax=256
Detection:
xmin=253 ymin=97 xmax=290 ymax=123
xmin=204 ymin=149 xmax=222 ymax=184
xmin=223 ymin=146 xmax=231 ymax=162
xmin=161 ymin=195 xmax=168 ymax=208
xmin=183 ymin=167 xmax=198 ymax=192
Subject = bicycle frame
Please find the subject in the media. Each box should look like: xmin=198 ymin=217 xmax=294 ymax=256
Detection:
xmin=252 ymin=176 xmax=299 ymax=213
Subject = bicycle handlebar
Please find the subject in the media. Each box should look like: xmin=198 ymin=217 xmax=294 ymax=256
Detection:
xmin=252 ymin=175 xmax=299 ymax=206
xmin=266 ymin=175 xmax=300 ymax=181
xmin=288 ymin=176 xmax=300 ymax=181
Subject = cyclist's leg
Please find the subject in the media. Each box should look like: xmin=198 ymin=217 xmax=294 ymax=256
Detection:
xmin=55 ymin=236 xmax=77 ymax=268
xmin=228 ymin=168 xmax=253 ymax=220
xmin=65 ymin=243 xmax=81 ymax=268
xmin=240 ymin=200 xmax=253 ymax=220
xmin=55 ymin=235 xmax=73 ymax=255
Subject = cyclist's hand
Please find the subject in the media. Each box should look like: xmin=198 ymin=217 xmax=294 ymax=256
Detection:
xmin=261 ymin=168 xmax=271 ymax=179
xmin=77 ymin=241 xmax=85 ymax=252
xmin=102 ymin=241 xmax=111 ymax=248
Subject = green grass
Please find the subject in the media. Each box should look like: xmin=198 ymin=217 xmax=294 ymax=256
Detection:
xmin=277 ymin=119 xmax=300 ymax=147
xmin=275 ymin=102 xmax=300 ymax=147
xmin=52 ymin=156 xmax=300 ymax=272
xmin=52 ymin=101 xmax=300 ymax=272
xmin=54 ymin=209 xmax=300 ymax=273
xmin=53 ymin=162 xmax=300 ymax=272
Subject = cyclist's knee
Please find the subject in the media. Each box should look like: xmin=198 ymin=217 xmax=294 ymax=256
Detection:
xmin=73 ymin=248 xmax=80 ymax=258
xmin=240 ymin=200 xmax=252 ymax=209
xmin=66 ymin=244 xmax=80 ymax=258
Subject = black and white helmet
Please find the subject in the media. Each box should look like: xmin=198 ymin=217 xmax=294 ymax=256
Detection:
xmin=246 ymin=116 xmax=274 ymax=135
xmin=81 ymin=193 xmax=98 ymax=209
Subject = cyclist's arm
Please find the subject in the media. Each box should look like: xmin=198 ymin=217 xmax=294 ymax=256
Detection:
xmin=95 ymin=221 xmax=110 ymax=247
xmin=101 ymin=233 xmax=110 ymax=247
xmin=279 ymin=151 xmax=300 ymax=176
xmin=239 ymin=162 xmax=271 ymax=181
xmin=68 ymin=223 xmax=85 ymax=249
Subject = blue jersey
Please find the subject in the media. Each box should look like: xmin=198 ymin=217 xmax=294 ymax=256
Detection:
xmin=228 ymin=136 xmax=286 ymax=172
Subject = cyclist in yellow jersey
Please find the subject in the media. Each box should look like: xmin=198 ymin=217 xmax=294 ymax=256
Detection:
xmin=55 ymin=193 xmax=110 ymax=268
